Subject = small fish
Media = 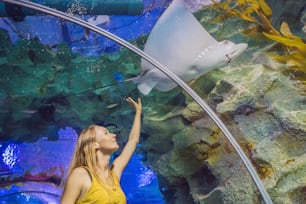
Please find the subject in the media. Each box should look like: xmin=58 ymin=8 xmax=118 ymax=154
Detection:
xmin=20 ymin=109 xmax=37 ymax=114
xmin=106 ymin=103 xmax=119 ymax=109
xmin=87 ymin=15 xmax=110 ymax=26
xmin=83 ymin=15 xmax=110 ymax=41
xmin=113 ymin=72 xmax=124 ymax=82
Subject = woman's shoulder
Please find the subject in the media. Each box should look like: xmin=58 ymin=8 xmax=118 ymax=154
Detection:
xmin=70 ymin=167 xmax=91 ymax=179
xmin=64 ymin=167 xmax=92 ymax=192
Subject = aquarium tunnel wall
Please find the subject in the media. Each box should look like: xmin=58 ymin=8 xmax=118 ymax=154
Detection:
xmin=0 ymin=0 xmax=306 ymax=203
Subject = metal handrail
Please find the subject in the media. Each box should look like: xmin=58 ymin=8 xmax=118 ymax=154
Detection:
xmin=0 ymin=0 xmax=273 ymax=203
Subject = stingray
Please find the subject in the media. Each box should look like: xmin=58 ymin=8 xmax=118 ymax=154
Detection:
xmin=135 ymin=0 xmax=248 ymax=95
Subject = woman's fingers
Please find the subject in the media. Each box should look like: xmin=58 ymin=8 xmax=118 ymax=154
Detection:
xmin=126 ymin=97 xmax=142 ymax=110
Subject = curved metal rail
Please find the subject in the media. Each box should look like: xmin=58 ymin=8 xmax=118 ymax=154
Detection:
xmin=0 ymin=0 xmax=273 ymax=203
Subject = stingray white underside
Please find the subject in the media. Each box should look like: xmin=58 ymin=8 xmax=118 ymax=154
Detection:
xmin=136 ymin=0 xmax=248 ymax=95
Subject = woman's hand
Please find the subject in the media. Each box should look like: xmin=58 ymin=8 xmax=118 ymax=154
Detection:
xmin=126 ymin=97 xmax=142 ymax=113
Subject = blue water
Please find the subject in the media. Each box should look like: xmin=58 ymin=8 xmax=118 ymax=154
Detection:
xmin=0 ymin=8 xmax=164 ymax=56
xmin=0 ymin=195 xmax=45 ymax=204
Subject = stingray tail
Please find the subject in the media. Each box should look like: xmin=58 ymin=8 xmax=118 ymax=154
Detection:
xmin=115 ymin=77 xmax=153 ymax=95
xmin=119 ymin=75 xmax=140 ymax=83
xmin=119 ymin=75 xmax=156 ymax=95
xmin=116 ymin=70 xmax=156 ymax=95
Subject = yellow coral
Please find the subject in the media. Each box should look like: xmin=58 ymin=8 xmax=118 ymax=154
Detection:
xmin=258 ymin=164 xmax=273 ymax=178
xmin=263 ymin=22 xmax=306 ymax=72
xmin=210 ymin=0 xmax=278 ymax=34
xmin=208 ymin=0 xmax=306 ymax=76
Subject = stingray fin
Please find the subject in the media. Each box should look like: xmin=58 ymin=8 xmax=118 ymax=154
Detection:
xmin=142 ymin=0 xmax=217 ymax=65
xmin=137 ymin=80 xmax=158 ymax=95
xmin=155 ymin=80 xmax=177 ymax=92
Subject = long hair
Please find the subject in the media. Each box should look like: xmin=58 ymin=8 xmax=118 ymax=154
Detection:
xmin=67 ymin=125 xmax=98 ymax=177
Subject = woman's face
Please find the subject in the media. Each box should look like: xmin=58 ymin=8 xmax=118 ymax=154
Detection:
xmin=94 ymin=125 xmax=119 ymax=153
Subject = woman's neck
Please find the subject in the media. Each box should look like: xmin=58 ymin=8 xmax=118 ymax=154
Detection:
xmin=96 ymin=150 xmax=111 ymax=172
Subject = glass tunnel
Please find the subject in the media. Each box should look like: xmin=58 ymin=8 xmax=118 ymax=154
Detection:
xmin=0 ymin=0 xmax=305 ymax=203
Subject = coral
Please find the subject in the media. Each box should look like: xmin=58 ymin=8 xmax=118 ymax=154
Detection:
xmin=56 ymin=42 xmax=73 ymax=65
xmin=272 ymin=98 xmax=306 ymax=139
xmin=263 ymin=22 xmax=306 ymax=73
xmin=209 ymin=64 xmax=275 ymax=114
xmin=208 ymin=0 xmax=306 ymax=79
xmin=209 ymin=0 xmax=278 ymax=34
xmin=0 ymin=29 xmax=13 ymax=56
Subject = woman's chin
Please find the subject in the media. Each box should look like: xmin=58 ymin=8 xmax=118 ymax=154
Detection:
xmin=112 ymin=145 xmax=119 ymax=152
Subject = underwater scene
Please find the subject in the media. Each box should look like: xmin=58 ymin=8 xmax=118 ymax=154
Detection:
xmin=0 ymin=0 xmax=306 ymax=203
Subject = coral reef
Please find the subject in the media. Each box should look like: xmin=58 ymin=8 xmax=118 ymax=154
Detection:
xmin=141 ymin=62 xmax=306 ymax=203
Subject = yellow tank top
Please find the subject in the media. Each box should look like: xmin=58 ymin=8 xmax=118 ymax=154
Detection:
xmin=76 ymin=167 xmax=126 ymax=204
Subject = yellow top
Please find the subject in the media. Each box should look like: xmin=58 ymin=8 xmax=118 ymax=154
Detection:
xmin=76 ymin=167 xmax=126 ymax=204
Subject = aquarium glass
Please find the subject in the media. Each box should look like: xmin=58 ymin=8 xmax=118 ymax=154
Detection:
xmin=1 ymin=0 xmax=306 ymax=203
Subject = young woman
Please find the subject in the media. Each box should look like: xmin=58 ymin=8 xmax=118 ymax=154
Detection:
xmin=61 ymin=97 xmax=142 ymax=204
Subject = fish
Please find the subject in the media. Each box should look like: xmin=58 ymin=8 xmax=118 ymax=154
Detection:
xmin=87 ymin=15 xmax=110 ymax=27
xmin=135 ymin=0 xmax=248 ymax=95
xmin=20 ymin=109 xmax=37 ymax=114
xmin=83 ymin=15 xmax=110 ymax=41
xmin=106 ymin=103 xmax=120 ymax=109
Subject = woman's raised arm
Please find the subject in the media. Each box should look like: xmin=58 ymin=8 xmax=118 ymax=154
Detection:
xmin=112 ymin=97 xmax=142 ymax=179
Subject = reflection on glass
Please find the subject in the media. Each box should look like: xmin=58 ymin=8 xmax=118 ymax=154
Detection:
xmin=2 ymin=144 xmax=18 ymax=169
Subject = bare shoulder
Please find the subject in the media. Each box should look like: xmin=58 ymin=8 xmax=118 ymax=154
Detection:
xmin=68 ymin=167 xmax=92 ymax=189
xmin=71 ymin=167 xmax=90 ymax=178
xmin=72 ymin=167 xmax=89 ymax=175
xmin=61 ymin=167 xmax=91 ymax=204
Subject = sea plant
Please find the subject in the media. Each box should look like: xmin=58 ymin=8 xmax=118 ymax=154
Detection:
xmin=210 ymin=0 xmax=279 ymax=35
xmin=263 ymin=22 xmax=306 ymax=72
xmin=208 ymin=0 xmax=306 ymax=76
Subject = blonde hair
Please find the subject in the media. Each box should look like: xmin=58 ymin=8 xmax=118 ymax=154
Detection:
xmin=67 ymin=125 xmax=99 ymax=177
